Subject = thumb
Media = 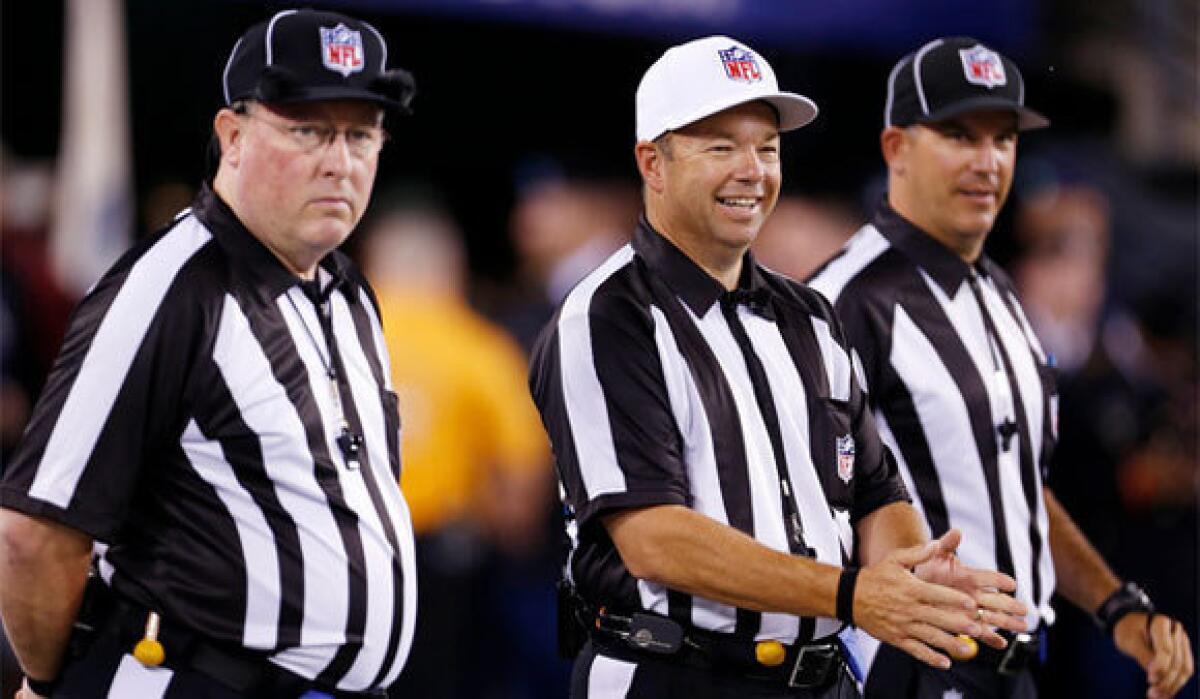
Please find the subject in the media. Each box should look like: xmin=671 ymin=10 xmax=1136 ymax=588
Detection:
xmin=930 ymin=528 xmax=962 ymax=556
xmin=890 ymin=539 xmax=939 ymax=569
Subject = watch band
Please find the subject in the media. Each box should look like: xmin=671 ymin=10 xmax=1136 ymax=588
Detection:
xmin=836 ymin=567 xmax=860 ymax=626
xmin=1094 ymin=581 xmax=1155 ymax=636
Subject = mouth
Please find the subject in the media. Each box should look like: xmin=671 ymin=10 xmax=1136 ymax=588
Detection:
xmin=715 ymin=195 xmax=762 ymax=217
xmin=310 ymin=197 xmax=353 ymax=213
xmin=956 ymin=188 xmax=997 ymax=206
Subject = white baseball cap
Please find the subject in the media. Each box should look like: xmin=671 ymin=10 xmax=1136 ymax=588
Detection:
xmin=635 ymin=36 xmax=818 ymax=143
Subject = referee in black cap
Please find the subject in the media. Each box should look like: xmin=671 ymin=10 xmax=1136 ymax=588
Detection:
xmin=810 ymin=36 xmax=1194 ymax=698
xmin=0 ymin=9 xmax=418 ymax=698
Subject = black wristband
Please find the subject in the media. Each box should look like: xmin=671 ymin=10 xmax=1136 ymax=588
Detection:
xmin=25 ymin=675 xmax=59 ymax=697
xmin=1094 ymin=581 xmax=1155 ymax=637
xmin=836 ymin=567 xmax=860 ymax=626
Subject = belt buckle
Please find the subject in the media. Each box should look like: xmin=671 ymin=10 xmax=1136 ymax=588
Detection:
xmin=787 ymin=643 xmax=838 ymax=689
xmin=997 ymin=632 xmax=1035 ymax=676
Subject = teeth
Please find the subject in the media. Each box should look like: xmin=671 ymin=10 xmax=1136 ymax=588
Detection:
xmin=718 ymin=197 xmax=758 ymax=208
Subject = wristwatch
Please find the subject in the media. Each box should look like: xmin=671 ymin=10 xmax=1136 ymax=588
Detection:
xmin=1094 ymin=581 xmax=1155 ymax=636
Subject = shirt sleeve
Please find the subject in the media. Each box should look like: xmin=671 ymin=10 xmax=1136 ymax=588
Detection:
xmin=0 ymin=253 xmax=203 ymax=541
xmin=529 ymin=289 xmax=688 ymax=532
xmin=819 ymin=292 xmax=910 ymax=522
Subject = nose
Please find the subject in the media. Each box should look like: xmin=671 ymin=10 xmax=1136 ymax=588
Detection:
xmin=734 ymin=145 xmax=766 ymax=182
xmin=970 ymin=140 xmax=1003 ymax=174
xmin=320 ymin=133 xmax=354 ymax=178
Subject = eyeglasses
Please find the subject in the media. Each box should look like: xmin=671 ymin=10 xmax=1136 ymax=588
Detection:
xmin=244 ymin=110 xmax=388 ymax=158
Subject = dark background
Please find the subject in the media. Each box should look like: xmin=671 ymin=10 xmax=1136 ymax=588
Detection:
xmin=2 ymin=1 xmax=1196 ymax=697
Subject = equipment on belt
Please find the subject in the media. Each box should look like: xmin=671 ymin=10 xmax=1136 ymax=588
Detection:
xmin=558 ymin=579 xmax=847 ymax=689
xmin=133 ymin=611 xmax=166 ymax=666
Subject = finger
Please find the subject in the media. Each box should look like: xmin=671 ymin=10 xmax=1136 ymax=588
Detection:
xmin=1162 ymin=621 xmax=1192 ymax=696
xmin=1174 ymin=622 xmax=1195 ymax=695
xmin=897 ymin=637 xmax=951 ymax=670
xmin=913 ymin=603 xmax=981 ymax=638
xmin=960 ymin=566 xmax=1018 ymax=593
xmin=1148 ymin=615 xmax=1175 ymax=683
xmin=975 ymin=623 xmax=1008 ymax=650
xmin=890 ymin=540 xmax=939 ymax=569
xmin=977 ymin=591 xmax=1029 ymax=620
xmin=911 ymin=620 xmax=978 ymax=660
xmin=915 ymin=578 xmax=977 ymax=613
xmin=975 ymin=602 xmax=1029 ymax=635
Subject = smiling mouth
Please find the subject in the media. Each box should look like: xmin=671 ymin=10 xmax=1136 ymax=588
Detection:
xmin=716 ymin=196 xmax=760 ymax=209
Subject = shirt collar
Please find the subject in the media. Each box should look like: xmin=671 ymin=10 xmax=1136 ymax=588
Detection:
xmin=871 ymin=197 xmax=992 ymax=296
xmin=192 ymin=183 xmax=359 ymax=301
xmin=632 ymin=216 xmax=773 ymax=319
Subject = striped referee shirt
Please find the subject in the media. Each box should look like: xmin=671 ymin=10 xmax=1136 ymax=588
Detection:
xmin=529 ymin=218 xmax=909 ymax=645
xmin=0 ymin=184 xmax=417 ymax=691
xmin=808 ymin=200 xmax=1057 ymax=628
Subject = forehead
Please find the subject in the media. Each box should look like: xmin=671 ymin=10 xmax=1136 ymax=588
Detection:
xmin=263 ymin=99 xmax=384 ymax=124
xmin=676 ymin=100 xmax=781 ymax=138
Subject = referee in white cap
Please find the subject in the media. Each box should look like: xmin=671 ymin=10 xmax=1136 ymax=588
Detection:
xmin=529 ymin=35 xmax=1028 ymax=699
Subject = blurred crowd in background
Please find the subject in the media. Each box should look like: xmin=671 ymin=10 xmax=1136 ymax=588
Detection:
xmin=1 ymin=0 xmax=1195 ymax=697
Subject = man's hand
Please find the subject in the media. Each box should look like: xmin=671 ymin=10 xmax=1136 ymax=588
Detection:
xmin=854 ymin=534 xmax=987 ymax=669
xmin=1113 ymin=612 xmax=1194 ymax=699
xmin=17 ymin=677 xmax=49 ymax=699
xmin=912 ymin=528 xmax=1029 ymax=648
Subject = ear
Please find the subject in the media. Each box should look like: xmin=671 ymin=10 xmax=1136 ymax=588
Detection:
xmin=635 ymin=140 xmax=666 ymax=195
xmin=880 ymin=126 xmax=908 ymax=175
xmin=213 ymin=108 xmax=246 ymax=168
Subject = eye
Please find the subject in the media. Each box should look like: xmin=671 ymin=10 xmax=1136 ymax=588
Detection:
xmin=290 ymin=125 xmax=322 ymax=139
xmin=709 ymin=144 xmax=734 ymax=153
xmin=347 ymin=128 xmax=376 ymax=144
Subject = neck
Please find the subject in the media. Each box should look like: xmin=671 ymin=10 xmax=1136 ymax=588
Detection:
xmin=646 ymin=209 xmax=744 ymax=291
xmin=886 ymin=189 xmax=985 ymax=264
xmin=213 ymin=172 xmax=319 ymax=280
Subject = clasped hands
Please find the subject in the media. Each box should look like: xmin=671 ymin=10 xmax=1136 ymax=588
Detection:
xmin=854 ymin=528 xmax=1029 ymax=669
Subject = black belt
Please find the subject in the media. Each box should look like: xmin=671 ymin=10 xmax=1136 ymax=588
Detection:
xmin=590 ymin=608 xmax=847 ymax=689
xmin=96 ymin=594 xmax=385 ymax=698
xmin=970 ymin=626 xmax=1044 ymax=676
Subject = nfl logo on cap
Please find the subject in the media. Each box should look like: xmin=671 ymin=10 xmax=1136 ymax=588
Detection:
xmin=320 ymin=23 xmax=364 ymax=77
xmin=958 ymin=45 xmax=1006 ymax=89
xmin=718 ymin=46 xmax=762 ymax=83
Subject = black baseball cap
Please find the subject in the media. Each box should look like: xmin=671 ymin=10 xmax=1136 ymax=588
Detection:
xmin=222 ymin=9 xmax=415 ymax=115
xmin=884 ymin=36 xmax=1048 ymax=131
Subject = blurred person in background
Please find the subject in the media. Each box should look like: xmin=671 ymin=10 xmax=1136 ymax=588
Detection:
xmin=751 ymin=194 xmax=858 ymax=283
xmin=1010 ymin=185 xmax=1198 ymax=698
xmin=498 ymin=161 xmax=634 ymax=353
xmin=808 ymin=36 xmax=1193 ymax=698
xmin=358 ymin=191 xmax=558 ymax=699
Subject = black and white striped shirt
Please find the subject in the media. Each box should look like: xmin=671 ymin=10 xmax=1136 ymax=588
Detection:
xmin=0 ymin=185 xmax=416 ymax=691
xmin=809 ymin=200 xmax=1057 ymax=628
xmin=529 ymin=218 xmax=909 ymax=645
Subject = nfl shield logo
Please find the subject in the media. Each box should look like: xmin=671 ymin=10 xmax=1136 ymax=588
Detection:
xmin=958 ymin=45 xmax=1007 ymax=88
xmin=717 ymin=46 xmax=762 ymax=83
xmin=836 ymin=434 xmax=855 ymax=484
xmin=320 ymin=24 xmax=365 ymax=77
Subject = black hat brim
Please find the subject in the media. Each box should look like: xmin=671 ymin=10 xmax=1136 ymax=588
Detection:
xmin=917 ymin=96 xmax=1049 ymax=131
xmin=256 ymin=84 xmax=410 ymax=115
